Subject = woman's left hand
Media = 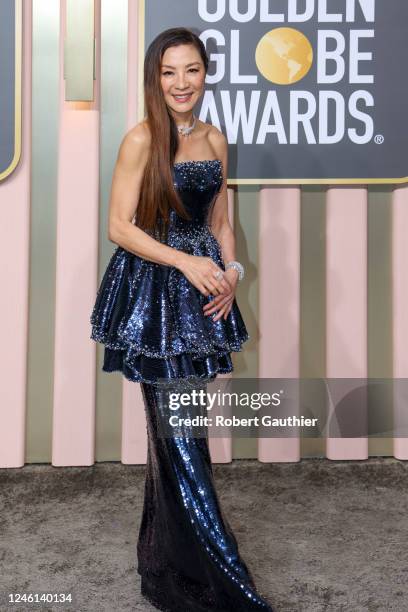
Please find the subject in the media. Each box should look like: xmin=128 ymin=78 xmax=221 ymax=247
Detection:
xmin=202 ymin=268 xmax=239 ymax=321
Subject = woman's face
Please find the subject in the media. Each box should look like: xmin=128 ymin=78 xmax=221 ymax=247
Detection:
xmin=160 ymin=44 xmax=206 ymax=117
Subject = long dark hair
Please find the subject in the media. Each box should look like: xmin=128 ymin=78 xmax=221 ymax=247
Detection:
xmin=134 ymin=28 xmax=209 ymax=241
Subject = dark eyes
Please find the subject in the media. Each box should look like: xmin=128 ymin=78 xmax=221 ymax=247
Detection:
xmin=162 ymin=68 xmax=200 ymax=76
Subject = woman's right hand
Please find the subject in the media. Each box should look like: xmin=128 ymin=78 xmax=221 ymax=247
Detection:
xmin=176 ymin=254 xmax=232 ymax=297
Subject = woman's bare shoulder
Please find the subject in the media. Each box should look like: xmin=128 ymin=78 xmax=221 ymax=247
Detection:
xmin=205 ymin=123 xmax=227 ymax=157
xmin=123 ymin=119 xmax=152 ymax=148
xmin=196 ymin=119 xmax=222 ymax=138
xmin=117 ymin=120 xmax=151 ymax=168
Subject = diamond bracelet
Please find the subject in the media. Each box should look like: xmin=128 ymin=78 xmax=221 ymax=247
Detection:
xmin=225 ymin=260 xmax=245 ymax=281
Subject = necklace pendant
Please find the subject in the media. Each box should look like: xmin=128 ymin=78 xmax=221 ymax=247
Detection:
xmin=177 ymin=114 xmax=197 ymax=137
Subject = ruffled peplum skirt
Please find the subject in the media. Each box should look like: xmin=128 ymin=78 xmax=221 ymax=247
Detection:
xmin=89 ymin=230 xmax=249 ymax=383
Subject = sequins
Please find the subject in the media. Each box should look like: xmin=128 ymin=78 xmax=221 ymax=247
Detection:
xmin=137 ymin=379 xmax=275 ymax=611
xmin=173 ymin=158 xmax=223 ymax=194
xmin=89 ymin=159 xmax=249 ymax=384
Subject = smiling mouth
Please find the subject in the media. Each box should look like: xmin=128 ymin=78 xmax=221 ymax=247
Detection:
xmin=173 ymin=93 xmax=193 ymax=102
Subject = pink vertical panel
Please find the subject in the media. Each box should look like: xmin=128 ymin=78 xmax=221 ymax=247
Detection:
xmin=121 ymin=0 xmax=147 ymax=464
xmin=392 ymin=186 xmax=408 ymax=459
xmin=209 ymin=189 xmax=235 ymax=464
xmin=258 ymin=188 xmax=301 ymax=463
xmin=122 ymin=379 xmax=147 ymax=464
xmin=52 ymin=0 xmax=100 ymax=465
xmin=326 ymin=188 xmax=368 ymax=460
xmin=209 ymin=373 xmax=232 ymax=464
xmin=126 ymin=0 xmax=139 ymax=127
xmin=0 ymin=0 xmax=30 ymax=468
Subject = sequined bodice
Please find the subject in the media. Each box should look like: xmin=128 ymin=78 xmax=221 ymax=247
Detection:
xmin=171 ymin=159 xmax=223 ymax=227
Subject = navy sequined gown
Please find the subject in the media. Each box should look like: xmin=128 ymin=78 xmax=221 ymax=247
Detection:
xmin=90 ymin=159 xmax=274 ymax=611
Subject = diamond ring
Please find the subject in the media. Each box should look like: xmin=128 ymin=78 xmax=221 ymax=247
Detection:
xmin=214 ymin=270 xmax=224 ymax=281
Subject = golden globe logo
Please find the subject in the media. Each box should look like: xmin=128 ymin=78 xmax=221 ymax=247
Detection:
xmin=255 ymin=28 xmax=313 ymax=85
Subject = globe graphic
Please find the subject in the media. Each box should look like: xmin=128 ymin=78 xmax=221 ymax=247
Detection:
xmin=255 ymin=27 xmax=313 ymax=85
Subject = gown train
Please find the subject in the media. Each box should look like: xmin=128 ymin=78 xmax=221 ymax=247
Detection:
xmin=136 ymin=377 xmax=275 ymax=612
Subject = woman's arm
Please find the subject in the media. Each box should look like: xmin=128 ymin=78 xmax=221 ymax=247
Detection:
xmin=204 ymin=129 xmax=240 ymax=320
xmin=108 ymin=124 xmax=182 ymax=267
xmin=208 ymin=139 xmax=236 ymax=265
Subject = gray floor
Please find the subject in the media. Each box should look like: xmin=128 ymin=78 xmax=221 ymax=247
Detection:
xmin=1 ymin=458 xmax=407 ymax=612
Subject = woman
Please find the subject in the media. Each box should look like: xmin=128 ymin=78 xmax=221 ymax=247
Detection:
xmin=90 ymin=27 xmax=275 ymax=612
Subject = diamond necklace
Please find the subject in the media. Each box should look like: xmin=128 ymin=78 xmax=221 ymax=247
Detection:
xmin=177 ymin=114 xmax=197 ymax=137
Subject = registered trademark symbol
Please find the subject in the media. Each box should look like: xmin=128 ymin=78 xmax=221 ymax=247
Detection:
xmin=374 ymin=134 xmax=384 ymax=144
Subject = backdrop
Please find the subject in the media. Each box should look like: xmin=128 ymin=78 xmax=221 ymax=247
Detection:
xmin=1 ymin=0 xmax=407 ymax=467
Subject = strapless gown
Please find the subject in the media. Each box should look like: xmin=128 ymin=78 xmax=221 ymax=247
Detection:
xmin=89 ymin=159 xmax=275 ymax=611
